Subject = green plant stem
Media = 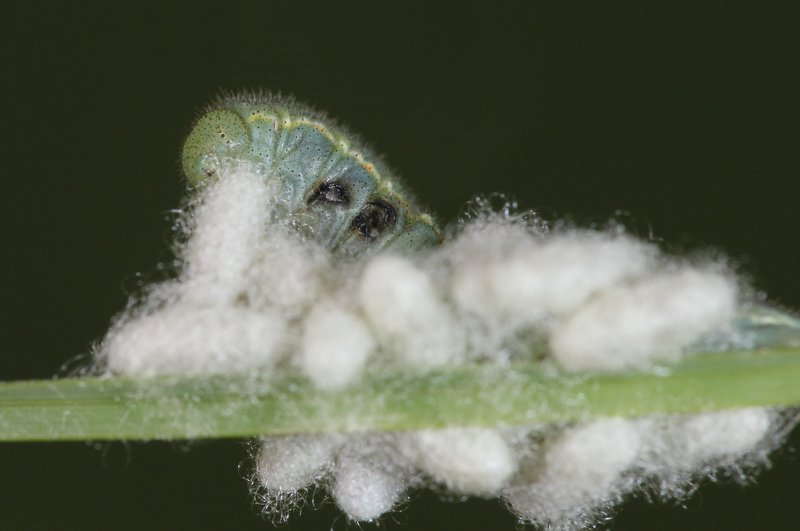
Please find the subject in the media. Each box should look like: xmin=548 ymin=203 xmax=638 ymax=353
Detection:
xmin=1 ymin=348 xmax=800 ymax=442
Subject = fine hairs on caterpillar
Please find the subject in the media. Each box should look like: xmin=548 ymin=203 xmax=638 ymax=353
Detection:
xmin=97 ymin=92 xmax=800 ymax=530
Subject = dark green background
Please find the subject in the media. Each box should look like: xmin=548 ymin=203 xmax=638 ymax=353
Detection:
xmin=3 ymin=2 xmax=799 ymax=530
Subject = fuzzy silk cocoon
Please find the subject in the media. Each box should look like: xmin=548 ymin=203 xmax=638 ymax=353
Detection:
xmin=97 ymin=165 xmax=796 ymax=529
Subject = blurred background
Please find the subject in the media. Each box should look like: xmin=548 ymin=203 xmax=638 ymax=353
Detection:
xmin=2 ymin=2 xmax=799 ymax=530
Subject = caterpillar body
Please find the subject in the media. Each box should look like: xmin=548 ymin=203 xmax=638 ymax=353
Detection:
xmin=182 ymin=93 xmax=440 ymax=256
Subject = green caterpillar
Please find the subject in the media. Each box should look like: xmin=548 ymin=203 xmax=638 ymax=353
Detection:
xmin=182 ymin=92 xmax=441 ymax=256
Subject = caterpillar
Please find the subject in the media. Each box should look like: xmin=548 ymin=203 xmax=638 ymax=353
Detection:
xmin=181 ymin=92 xmax=440 ymax=256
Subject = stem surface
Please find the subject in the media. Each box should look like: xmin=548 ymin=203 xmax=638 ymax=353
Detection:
xmin=2 ymin=348 xmax=799 ymax=442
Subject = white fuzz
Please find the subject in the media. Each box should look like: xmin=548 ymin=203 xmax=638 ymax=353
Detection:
xmin=332 ymin=442 xmax=409 ymax=521
xmin=451 ymin=230 xmax=656 ymax=324
xmin=100 ymin=165 xmax=295 ymax=375
xmin=550 ymin=267 xmax=738 ymax=371
xmin=104 ymin=304 xmax=285 ymax=376
xmin=257 ymin=434 xmax=341 ymax=491
xmin=297 ymin=301 xmax=375 ymax=389
xmin=630 ymin=409 xmax=778 ymax=503
xmin=99 ymin=165 xmax=792 ymax=527
xmin=359 ymin=255 xmax=463 ymax=366
xmin=102 ymin=168 xmax=741 ymax=378
xmin=246 ymin=229 xmax=328 ymax=317
xmin=448 ymin=222 xmax=538 ymax=323
xmin=644 ymin=408 xmax=772 ymax=472
xmin=503 ymin=418 xmax=641 ymax=526
xmin=184 ymin=168 xmax=275 ymax=303
xmin=402 ymin=427 xmax=516 ymax=496
xmin=447 ymin=226 xmax=660 ymax=360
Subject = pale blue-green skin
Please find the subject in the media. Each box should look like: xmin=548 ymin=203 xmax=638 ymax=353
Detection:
xmin=732 ymin=304 xmax=800 ymax=348
xmin=182 ymin=94 xmax=440 ymax=256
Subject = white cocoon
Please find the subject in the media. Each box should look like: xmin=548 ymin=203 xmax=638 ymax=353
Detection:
xmin=298 ymin=302 xmax=375 ymax=389
xmin=332 ymin=450 xmax=407 ymax=521
xmin=98 ymin=161 xmax=788 ymax=527
xmin=403 ymin=427 xmax=516 ymax=496
xmin=246 ymin=230 xmax=328 ymax=316
xmin=103 ymin=304 xmax=286 ymax=376
xmin=257 ymin=434 xmax=341 ymax=491
xmin=184 ymin=167 xmax=275 ymax=303
xmin=550 ymin=267 xmax=738 ymax=371
xmin=450 ymin=229 xmax=655 ymax=325
xmin=646 ymin=408 xmax=772 ymax=471
xmin=448 ymin=223 xmax=536 ymax=322
xmin=359 ymin=255 xmax=462 ymax=366
xmin=504 ymin=418 xmax=641 ymax=524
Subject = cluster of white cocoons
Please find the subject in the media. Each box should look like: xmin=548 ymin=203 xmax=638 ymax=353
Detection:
xmin=99 ymin=166 xmax=792 ymax=529
xmin=252 ymin=409 xmax=786 ymax=529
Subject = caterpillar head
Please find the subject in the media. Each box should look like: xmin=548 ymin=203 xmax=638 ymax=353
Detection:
xmin=182 ymin=93 xmax=441 ymax=256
